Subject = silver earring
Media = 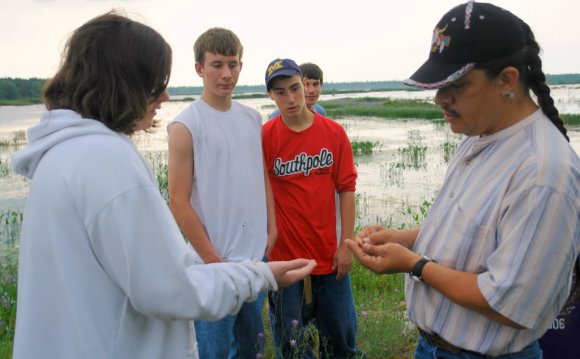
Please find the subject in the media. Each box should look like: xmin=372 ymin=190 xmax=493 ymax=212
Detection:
xmin=504 ymin=91 xmax=515 ymax=99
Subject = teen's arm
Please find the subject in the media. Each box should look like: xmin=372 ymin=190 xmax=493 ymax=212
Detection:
xmin=333 ymin=191 xmax=355 ymax=280
xmin=167 ymin=122 xmax=221 ymax=263
xmin=263 ymin=160 xmax=277 ymax=258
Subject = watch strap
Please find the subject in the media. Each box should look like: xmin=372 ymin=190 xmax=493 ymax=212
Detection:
xmin=411 ymin=255 xmax=433 ymax=282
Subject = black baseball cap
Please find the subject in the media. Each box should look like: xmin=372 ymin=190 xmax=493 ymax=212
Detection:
xmin=404 ymin=1 xmax=527 ymax=89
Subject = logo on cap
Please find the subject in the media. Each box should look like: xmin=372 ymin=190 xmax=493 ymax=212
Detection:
xmin=267 ymin=60 xmax=284 ymax=76
xmin=431 ymin=24 xmax=450 ymax=54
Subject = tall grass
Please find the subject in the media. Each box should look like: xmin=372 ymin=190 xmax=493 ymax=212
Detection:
xmin=0 ymin=263 xmax=16 ymax=359
xmin=0 ymin=207 xmax=20 ymax=359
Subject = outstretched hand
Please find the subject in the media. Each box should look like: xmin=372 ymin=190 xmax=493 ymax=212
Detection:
xmin=345 ymin=238 xmax=418 ymax=275
xmin=268 ymin=259 xmax=317 ymax=287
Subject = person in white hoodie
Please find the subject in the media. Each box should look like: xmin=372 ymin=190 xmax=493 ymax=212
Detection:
xmin=10 ymin=11 xmax=316 ymax=359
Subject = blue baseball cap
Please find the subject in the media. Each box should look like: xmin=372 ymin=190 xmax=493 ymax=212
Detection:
xmin=265 ymin=58 xmax=302 ymax=90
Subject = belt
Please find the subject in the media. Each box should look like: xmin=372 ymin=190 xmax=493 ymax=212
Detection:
xmin=417 ymin=327 xmax=463 ymax=354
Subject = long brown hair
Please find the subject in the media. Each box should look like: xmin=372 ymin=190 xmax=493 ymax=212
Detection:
xmin=43 ymin=11 xmax=172 ymax=135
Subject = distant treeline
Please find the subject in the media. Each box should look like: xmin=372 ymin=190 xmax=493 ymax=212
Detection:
xmin=2 ymin=74 xmax=580 ymax=104
xmin=0 ymin=78 xmax=45 ymax=104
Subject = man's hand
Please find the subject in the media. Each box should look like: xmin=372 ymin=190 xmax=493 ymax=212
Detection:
xmin=355 ymin=226 xmax=418 ymax=250
xmin=268 ymin=259 xmax=317 ymax=287
xmin=345 ymin=239 xmax=418 ymax=275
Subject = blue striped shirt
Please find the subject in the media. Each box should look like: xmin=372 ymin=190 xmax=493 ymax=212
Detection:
xmin=406 ymin=109 xmax=580 ymax=355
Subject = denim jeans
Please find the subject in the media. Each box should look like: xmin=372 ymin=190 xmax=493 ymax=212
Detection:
xmin=268 ymin=273 xmax=365 ymax=359
xmin=194 ymin=290 xmax=267 ymax=359
xmin=415 ymin=336 xmax=543 ymax=359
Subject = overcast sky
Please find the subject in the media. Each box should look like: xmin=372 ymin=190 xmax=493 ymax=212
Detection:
xmin=1 ymin=0 xmax=579 ymax=87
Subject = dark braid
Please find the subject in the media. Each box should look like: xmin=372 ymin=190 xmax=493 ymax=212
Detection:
xmin=522 ymin=23 xmax=570 ymax=142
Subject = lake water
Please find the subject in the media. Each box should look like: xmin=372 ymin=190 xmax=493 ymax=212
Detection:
xmin=0 ymin=86 xmax=579 ymax=262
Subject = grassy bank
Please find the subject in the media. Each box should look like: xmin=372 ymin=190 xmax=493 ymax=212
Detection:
xmin=322 ymin=97 xmax=442 ymax=120
xmin=320 ymin=97 xmax=580 ymax=125
xmin=562 ymin=113 xmax=580 ymax=125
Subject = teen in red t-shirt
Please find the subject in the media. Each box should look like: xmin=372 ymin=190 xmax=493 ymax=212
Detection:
xmin=262 ymin=58 xmax=365 ymax=359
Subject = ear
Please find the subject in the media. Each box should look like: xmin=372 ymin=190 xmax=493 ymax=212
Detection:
xmin=194 ymin=62 xmax=203 ymax=77
xmin=498 ymin=66 xmax=520 ymax=93
xmin=239 ymin=61 xmax=243 ymax=71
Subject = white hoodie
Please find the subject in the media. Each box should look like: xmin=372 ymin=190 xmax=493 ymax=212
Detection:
xmin=11 ymin=109 xmax=277 ymax=359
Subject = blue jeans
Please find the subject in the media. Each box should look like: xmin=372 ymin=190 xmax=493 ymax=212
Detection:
xmin=415 ymin=336 xmax=543 ymax=359
xmin=195 ymin=290 xmax=266 ymax=359
xmin=268 ymin=273 xmax=365 ymax=359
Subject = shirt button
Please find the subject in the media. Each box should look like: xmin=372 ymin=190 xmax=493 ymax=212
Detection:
xmin=466 ymin=160 xmax=471 ymax=165
xmin=450 ymin=192 xmax=454 ymax=198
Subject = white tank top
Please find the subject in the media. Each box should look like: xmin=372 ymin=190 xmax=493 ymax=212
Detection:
xmin=170 ymin=99 xmax=267 ymax=262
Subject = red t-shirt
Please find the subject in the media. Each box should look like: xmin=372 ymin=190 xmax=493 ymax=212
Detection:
xmin=262 ymin=114 xmax=357 ymax=274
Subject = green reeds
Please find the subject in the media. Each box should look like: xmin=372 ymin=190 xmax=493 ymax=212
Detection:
xmin=398 ymin=200 xmax=433 ymax=229
xmin=0 ymin=159 xmax=10 ymax=178
xmin=440 ymin=141 xmax=457 ymax=164
xmin=392 ymin=130 xmax=428 ymax=171
xmin=351 ymin=140 xmax=380 ymax=155
xmin=0 ymin=209 xmax=22 ymax=245
xmin=0 ymin=131 xmax=26 ymax=150
xmin=144 ymin=151 xmax=169 ymax=202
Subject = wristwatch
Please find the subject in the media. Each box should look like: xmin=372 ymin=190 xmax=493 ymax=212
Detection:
xmin=411 ymin=255 xmax=434 ymax=282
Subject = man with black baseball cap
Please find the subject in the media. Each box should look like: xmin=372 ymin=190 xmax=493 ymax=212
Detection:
xmin=347 ymin=1 xmax=579 ymax=358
